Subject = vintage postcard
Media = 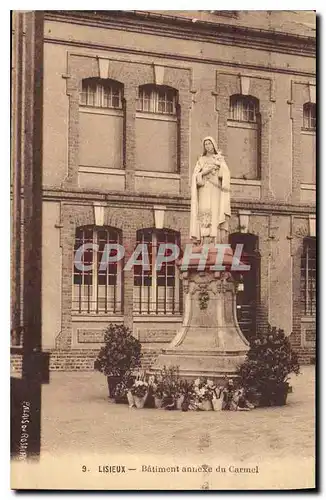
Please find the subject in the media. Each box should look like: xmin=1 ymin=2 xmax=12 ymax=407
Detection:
xmin=10 ymin=9 xmax=316 ymax=491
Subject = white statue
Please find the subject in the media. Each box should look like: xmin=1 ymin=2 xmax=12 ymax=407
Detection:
xmin=190 ymin=137 xmax=231 ymax=244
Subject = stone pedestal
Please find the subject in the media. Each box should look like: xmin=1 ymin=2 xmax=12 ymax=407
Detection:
xmin=151 ymin=253 xmax=249 ymax=382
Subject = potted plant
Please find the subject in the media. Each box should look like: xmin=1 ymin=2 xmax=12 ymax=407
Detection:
xmin=94 ymin=323 xmax=142 ymax=398
xmin=193 ymin=378 xmax=218 ymax=411
xmin=159 ymin=365 xmax=181 ymax=410
xmin=113 ymin=373 xmax=134 ymax=405
xmin=237 ymin=325 xmax=300 ymax=407
xmin=150 ymin=374 xmax=165 ymax=408
xmin=220 ymin=378 xmax=238 ymax=411
xmin=130 ymin=380 xmax=149 ymax=409
xmin=113 ymin=380 xmax=128 ymax=404
xmin=178 ymin=379 xmax=196 ymax=411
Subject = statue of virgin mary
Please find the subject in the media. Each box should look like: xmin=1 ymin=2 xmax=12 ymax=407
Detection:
xmin=190 ymin=137 xmax=231 ymax=244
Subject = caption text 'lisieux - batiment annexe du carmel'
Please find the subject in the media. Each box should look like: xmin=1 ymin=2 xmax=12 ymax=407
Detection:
xmin=11 ymin=10 xmax=316 ymax=372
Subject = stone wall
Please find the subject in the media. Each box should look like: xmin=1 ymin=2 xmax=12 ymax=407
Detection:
xmin=10 ymin=342 xmax=314 ymax=376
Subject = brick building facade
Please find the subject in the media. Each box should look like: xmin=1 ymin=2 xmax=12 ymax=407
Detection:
xmin=11 ymin=10 xmax=316 ymax=372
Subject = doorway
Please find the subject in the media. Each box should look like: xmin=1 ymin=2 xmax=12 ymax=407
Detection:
xmin=229 ymin=233 xmax=260 ymax=341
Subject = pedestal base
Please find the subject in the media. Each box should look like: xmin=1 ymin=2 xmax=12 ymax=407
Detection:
xmin=151 ymin=264 xmax=249 ymax=382
xmin=153 ymin=349 xmax=247 ymax=384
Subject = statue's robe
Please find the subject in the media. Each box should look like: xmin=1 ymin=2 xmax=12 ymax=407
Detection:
xmin=190 ymin=137 xmax=231 ymax=243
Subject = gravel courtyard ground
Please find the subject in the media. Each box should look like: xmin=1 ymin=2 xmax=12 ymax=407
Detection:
xmin=41 ymin=366 xmax=315 ymax=459
xmin=12 ymin=365 xmax=315 ymax=490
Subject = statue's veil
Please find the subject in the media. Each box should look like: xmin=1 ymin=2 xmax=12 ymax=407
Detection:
xmin=202 ymin=136 xmax=219 ymax=156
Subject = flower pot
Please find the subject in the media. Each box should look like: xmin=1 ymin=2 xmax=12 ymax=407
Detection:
xmin=127 ymin=391 xmax=135 ymax=408
xmin=271 ymin=387 xmax=289 ymax=406
xmin=198 ymin=399 xmax=213 ymax=411
xmin=212 ymin=397 xmax=223 ymax=411
xmin=107 ymin=376 xmax=121 ymax=399
xmin=134 ymin=393 xmax=148 ymax=409
xmin=256 ymin=383 xmax=289 ymax=407
xmin=154 ymin=397 xmax=163 ymax=409
xmin=176 ymin=395 xmax=184 ymax=410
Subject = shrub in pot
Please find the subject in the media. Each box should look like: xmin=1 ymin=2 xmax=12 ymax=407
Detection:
xmin=237 ymin=325 xmax=300 ymax=407
xmin=94 ymin=324 xmax=142 ymax=398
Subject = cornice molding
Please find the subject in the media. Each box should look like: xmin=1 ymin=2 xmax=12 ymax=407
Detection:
xmin=44 ymin=36 xmax=315 ymax=79
xmin=44 ymin=10 xmax=316 ymax=59
xmin=40 ymin=187 xmax=316 ymax=215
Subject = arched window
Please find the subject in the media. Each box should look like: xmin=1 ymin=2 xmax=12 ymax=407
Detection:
xmin=227 ymin=95 xmax=261 ymax=180
xmin=301 ymin=237 xmax=316 ymax=316
xmin=137 ymin=84 xmax=177 ymax=115
xmin=73 ymin=226 xmax=123 ymax=314
xmin=133 ymin=228 xmax=182 ymax=315
xmin=229 ymin=233 xmax=260 ymax=340
xmin=79 ymin=78 xmax=123 ymax=109
xmin=303 ymin=102 xmax=316 ymax=130
xmin=229 ymin=95 xmax=259 ymax=123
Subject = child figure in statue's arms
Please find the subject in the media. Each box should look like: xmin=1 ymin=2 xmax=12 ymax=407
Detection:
xmin=196 ymin=152 xmax=223 ymax=187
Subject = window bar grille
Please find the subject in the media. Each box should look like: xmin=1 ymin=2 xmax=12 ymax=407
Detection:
xmin=105 ymin=86 xmax=110 ymax=108
xmin=139 ymin=278 xmax=142 ymax=315
xmin=122 ymin=97 xmax=127 ymax=167
xmin=164 ymin=268 xmax=167 ymax=315
xmin=310 ymin=263 xmax=313 ymax=315
xmin=310 ymin=252 xmax=315 ymax=315
xmin=164 ymin=233 xmax=167 ymax=315
xmin=88 ymin=230 xmax=92 ymax=313
xmin=106 ymin=233 xmax=110 ymax=314
xmin=78 ymin=276 xmax=82 ymax=314
xmin=96 ymin=239 xmax=99 ymax=314
xmin=87 ymin=278 xmax=91 ymax=314
xmin=104 ymin=234 xmax=107 ymax=313
xmin=113 ymin=277 xmax=117 ymax=314
xmin=105 ymin=259 xmax=108 ymax=313
xmin=101 ymin=84 xmax=105 ymax=107
xmin=151 ymin=235 xmax=156 ymax=314
xmin=147 ymin=275 xmax=150 ymax=314
xmin=305 ymin=245 xmax=309 ymax=315
xmin=156 ymin=274 xmax=159 ymax=315
xmin=113 ymin=236 xmax=118 ymax=313
xmin=139 ymin=233 xmax=143 ymax=315
xmin=177 ymin=103 xmax=181 ymax=173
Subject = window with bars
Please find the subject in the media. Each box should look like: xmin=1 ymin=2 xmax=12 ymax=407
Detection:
xmin=300 ymin=237 xmax=316 ymax=316
xmin=229 ymin=95 xmax=259 ymax=123
xmin=133 ymin=229 xmax=182 ymax=315
xmin=303 ymin=102 xmax=316 ymax=129
xmin=79 ymin=78 xmax=123 ymax=109
xmin=73 ymin=226 xmax=123 ymax=314
xmin=137 ymin=85 xmax=177 ymax=115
